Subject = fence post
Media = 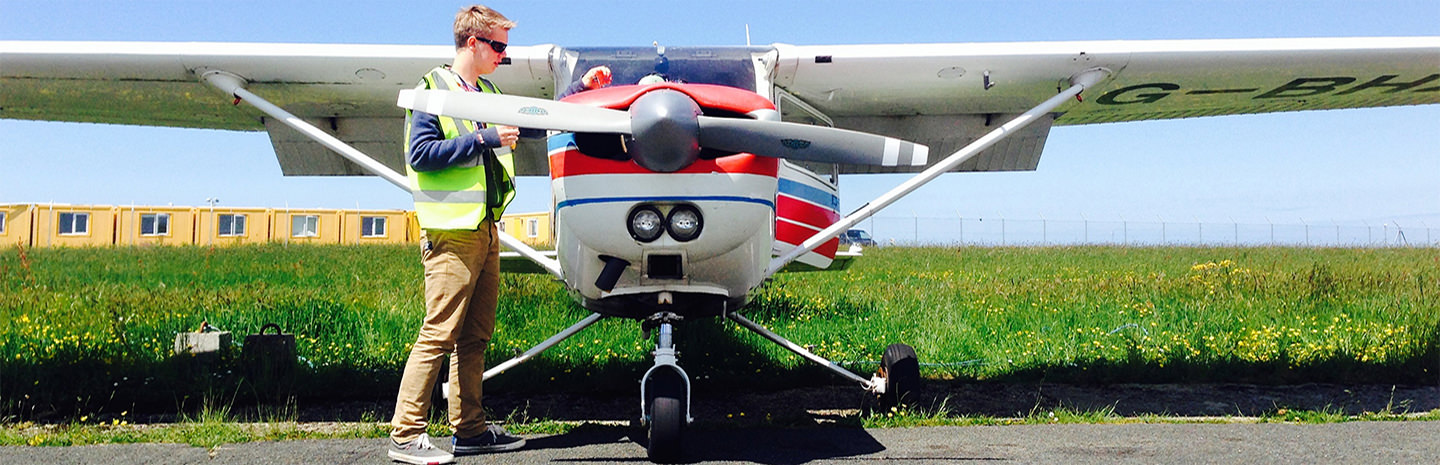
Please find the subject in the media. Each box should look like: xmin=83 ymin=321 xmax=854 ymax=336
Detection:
xmin=957 ymin=212 xmax=964 ymax=245
xmin=1040 ymin=213 xmax=1047 ymax=245
xmin=913 ymin=211 xmax=918 ymax=244
xmin=1120 ymin=215 xmax=1127 ymax=246
xmin=1001 ymin=216 xmax=1006 ymax=246
xmin=1159 ymin=215 xmax=1166 ymax=245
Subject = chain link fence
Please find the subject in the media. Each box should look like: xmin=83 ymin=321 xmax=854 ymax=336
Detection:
xmin=856 ymin=215 xmax=1440 ymax=248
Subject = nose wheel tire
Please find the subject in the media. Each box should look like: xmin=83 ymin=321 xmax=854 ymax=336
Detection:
xmin=879 ymin=343 xmax=920 ymax=407
xmin=647 ymin=393 xmax=684 ymax=463
xmin=646 ymin=373 xmax=685 ymax=463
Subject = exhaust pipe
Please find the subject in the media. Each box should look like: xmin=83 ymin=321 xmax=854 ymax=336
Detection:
xmin=595 ymin=255 xmax=630 ymax=292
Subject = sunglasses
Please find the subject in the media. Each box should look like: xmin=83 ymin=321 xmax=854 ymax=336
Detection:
xmin=471 ymin=36 xmax=507 ymax=54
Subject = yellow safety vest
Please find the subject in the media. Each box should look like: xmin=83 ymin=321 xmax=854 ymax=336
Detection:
xmin=404 ymin=66 xmax=516 ymax=230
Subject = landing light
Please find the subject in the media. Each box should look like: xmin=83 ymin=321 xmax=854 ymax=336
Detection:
xmin=628 ymin=206 xmax=665 ymax=242
xmin=667 ymin=206 xmax=702 ymax=242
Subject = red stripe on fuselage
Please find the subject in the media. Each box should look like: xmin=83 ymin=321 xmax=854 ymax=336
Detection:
xmin=550 ymin=149 xmax=779 ymax=179
xmin=563 ymin=83 xmax=776 ymax=115
xmin=776 ymin=194 xmax=841 ymax=230
xmin=775 ymin=220 xmax=839 ymax=259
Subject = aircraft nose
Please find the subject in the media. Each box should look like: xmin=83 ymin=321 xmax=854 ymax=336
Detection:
xmin=627 ymin=89 xmax=702 ymax=172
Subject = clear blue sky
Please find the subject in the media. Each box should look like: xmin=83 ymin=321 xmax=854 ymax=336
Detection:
xmin=2 ymin=0 xmax=1437 ymax=228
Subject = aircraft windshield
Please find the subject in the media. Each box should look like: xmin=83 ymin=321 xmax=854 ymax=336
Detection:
xmin=556 ymin=46 xmax=770 ymax=95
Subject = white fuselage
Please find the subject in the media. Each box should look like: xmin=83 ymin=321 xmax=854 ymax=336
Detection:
xmin=548 ymin=134 xmax=782 ymax=318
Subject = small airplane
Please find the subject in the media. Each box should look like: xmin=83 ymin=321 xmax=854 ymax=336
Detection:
xmin=3 ymin=36 xmax=1438 ymax=461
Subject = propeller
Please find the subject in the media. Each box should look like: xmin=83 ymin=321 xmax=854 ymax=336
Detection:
xmin=697 ymin=117 xmax=928 ymax=167
xmin=397 ymin=87 xmax=929 ymax=172
xmin=397 ymin=88 xmax=630 ymax=134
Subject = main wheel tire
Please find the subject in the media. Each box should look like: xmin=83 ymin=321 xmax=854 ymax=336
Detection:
xmin=880 ymin=343 xmax=920 ymax=407
xmin=647 ymin=394 xmax=683 ymax=463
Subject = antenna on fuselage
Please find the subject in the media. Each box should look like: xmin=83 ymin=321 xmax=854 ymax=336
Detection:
xmin=745 ymin=24 xmax=751 ymax=46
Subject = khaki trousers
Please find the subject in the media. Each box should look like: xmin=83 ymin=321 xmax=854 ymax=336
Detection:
xmin=390 ymin=224 xmax=500 ymax=442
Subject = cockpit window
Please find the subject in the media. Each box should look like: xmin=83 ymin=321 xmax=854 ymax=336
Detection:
xmin=557 ymin=46 xmax=770 ymax=95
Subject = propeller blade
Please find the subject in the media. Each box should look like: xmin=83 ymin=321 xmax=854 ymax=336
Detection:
xmin=697 ymin=117 xmax=929 ymax=167
xmin=397 ymin=89 xmax=632 ymax=134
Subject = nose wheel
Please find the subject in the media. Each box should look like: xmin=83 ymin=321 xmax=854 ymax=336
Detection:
xmin=645 ymin=374 xmax=685 ymax=462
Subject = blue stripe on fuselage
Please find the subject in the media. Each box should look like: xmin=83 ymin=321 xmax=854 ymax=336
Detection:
xmin=556 ymin=195 xmax=775 ymax=213
xmin=547 ymin=132 xmax=577 ymax=152
xmin=777 ymin=178 xmax=839 ymax=211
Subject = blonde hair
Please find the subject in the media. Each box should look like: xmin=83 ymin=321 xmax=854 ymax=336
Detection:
xmin=454 ymin=5 xmax=516 ymax=48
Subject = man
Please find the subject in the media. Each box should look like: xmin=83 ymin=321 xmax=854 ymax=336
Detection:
xmin=387 ymin=5 xmax=610 ymax=465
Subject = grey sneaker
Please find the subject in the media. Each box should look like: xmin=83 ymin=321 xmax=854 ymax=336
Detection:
xmin=452 ymin=424 xmax=526 ymax=455
xmin=388 ymin=433 xmax=454 ymax=465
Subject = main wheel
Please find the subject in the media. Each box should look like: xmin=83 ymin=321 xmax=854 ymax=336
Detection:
xmin=879 ymin=343 xmax=920 ymax=407
xmin=647 ymin=394 xmax=683 ymax=463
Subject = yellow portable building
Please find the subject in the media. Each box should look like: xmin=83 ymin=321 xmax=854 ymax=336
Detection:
xmin=404 ymin=211 xmax=420 ymax=246
xmin=496 ymin=211 xmax=553 ymax=248
xmin=339 ymin=209 xmax=412 ymax=244
xmin=114 ymin=205 xmax=198 ymax=247
xmin=31 ymin=204 xmax=117 ymax=247
xmin=270 ymin=208 xmax=342 ymax=244
xmin=1 ymin=204 xmax=35 ymax=248
xmin=194 ymin=207 xmax=272 ymax=246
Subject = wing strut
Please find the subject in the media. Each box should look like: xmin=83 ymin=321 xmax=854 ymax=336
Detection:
xmin=199 ymin=69 xmax=564 ymax=278
xmin=727 ymin=312 xmax=877 ymax=389
xmin=482 ymin=312 xmax=605 ymax=380
xmin=201 ymin=70 xmax=411 ymax=189
xmin=763 ymin=68 xmax=1110 ymax=277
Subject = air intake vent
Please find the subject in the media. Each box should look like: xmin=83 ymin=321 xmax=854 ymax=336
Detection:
xmin=647 ymin=254 xmax=683 ymax=280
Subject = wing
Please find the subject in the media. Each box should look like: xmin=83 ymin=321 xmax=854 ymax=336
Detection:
xmin=773 ymin=37 xmax=1440 ymax=174
xmin=0 ymin=41 xmax=557 ymax=176
xmin=6 ymin=38 xmax=1437 ymax=178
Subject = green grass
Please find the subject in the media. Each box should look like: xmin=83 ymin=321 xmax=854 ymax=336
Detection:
xmin=2 ymin=244 xmax=1437 ymax=424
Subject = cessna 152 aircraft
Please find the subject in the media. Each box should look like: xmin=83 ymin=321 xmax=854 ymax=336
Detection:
xmin=3 ymin=30 xmax=1438 ymax=460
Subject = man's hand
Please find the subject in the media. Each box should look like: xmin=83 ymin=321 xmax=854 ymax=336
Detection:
xmin=582 ymin=66 xmax=612 ymax=90
xmin=491 ymin=125 xmax=519 ymax=147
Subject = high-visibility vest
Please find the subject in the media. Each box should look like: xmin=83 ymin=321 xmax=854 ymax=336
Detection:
xmin=404 ymin=66 xmax=516 ymax=230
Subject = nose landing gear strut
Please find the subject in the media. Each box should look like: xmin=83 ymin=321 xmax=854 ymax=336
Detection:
xmin=640 ymin=312 xmax=689 ymax=463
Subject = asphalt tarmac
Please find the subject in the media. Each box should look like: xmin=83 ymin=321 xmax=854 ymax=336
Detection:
xmin=4 ymin=421 xmax=1438 ymax=464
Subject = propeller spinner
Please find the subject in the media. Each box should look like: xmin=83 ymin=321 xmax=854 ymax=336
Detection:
xmin=626 ymin=89 xmax=703 ymax=172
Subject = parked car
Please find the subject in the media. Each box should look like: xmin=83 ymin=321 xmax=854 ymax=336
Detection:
xmin=839 ymin=229 xmax=876 ymax=247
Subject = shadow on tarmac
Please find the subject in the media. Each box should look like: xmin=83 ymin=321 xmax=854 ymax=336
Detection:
xmin=524 ymin=422 xmax=889 ymax=465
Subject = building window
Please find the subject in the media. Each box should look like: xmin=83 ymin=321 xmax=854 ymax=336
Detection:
xmin=292 ymin=215 xmax=319 ymax=238
xmin=526 ymin=218 xmax=539 ymax=238
xmin=219 ymin=214 xmax=247 ymax=237
xmin=361 ymin=216 xmax=387 ymax=238
xmin=0 ymin=212 xmax=6 ymax=235
xmin=140 ymin=213 xmax=170 ymax=236
xmin=59 ymin=212 xmax=89 ymax=235
xmin=496 ymin=220 xmax=506 ymax=232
